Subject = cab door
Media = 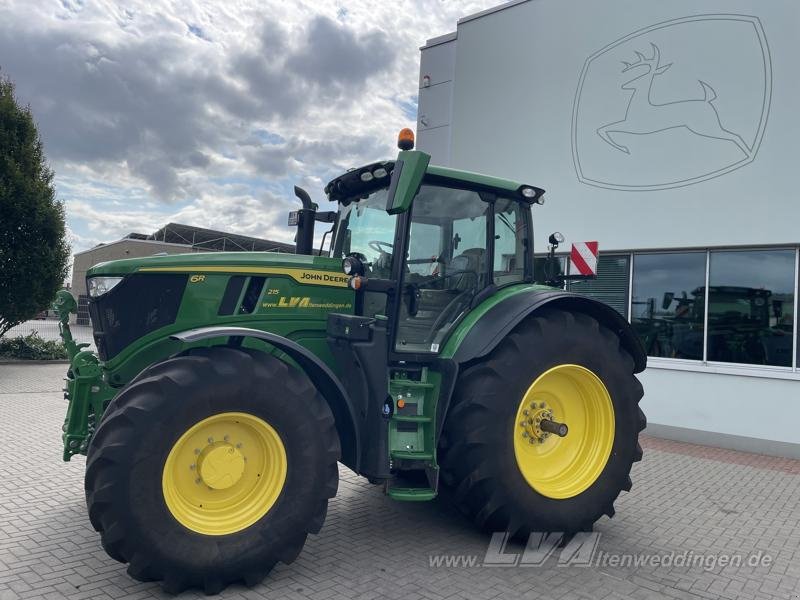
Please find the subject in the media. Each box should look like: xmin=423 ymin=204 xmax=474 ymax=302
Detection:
xmin=394 ymin=183 xmax=492 ymax=354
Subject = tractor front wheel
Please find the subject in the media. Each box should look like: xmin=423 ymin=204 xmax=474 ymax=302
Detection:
xmin=440 ymin=307 xmax=646 ymax=536
xmin=84 ymin=346 xmax=340 ymax=594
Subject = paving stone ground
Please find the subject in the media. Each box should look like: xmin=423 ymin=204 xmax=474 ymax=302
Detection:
xmin=1 ymin=363 xmax=799 ymax=600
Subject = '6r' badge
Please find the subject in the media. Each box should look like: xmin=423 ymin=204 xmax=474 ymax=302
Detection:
xmin=189 ymin=274 xmax=206 ymax=283
xmin=572 ymin=14 xmax=772 ymax=191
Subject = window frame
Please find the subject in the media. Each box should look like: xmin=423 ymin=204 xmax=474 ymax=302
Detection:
xmin=629 ymin=250 xmax=707 ymax=362
xmin=564 ymin=244 xmax=800 ymax=379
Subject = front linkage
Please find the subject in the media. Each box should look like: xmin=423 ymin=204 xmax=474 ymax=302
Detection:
xmin=53 ymin=290 xmax=116 ymax=461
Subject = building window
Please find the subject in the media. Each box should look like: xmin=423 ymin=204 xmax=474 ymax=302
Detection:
xmin=707 ymin=250 xmax=795 ymax=367
xmin=568 ymin=254 xmax=630 ymax=318
xmin=631 ymin=252 xmax=706 ymax=360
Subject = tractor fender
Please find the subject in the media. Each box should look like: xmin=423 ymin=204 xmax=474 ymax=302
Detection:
xmin=450 ymin=289 xmax=647 ymax=373
xmin=170 ymin=326 xmax=360 ymax=471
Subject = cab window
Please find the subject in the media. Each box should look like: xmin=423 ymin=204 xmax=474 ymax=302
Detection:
xmin=396 ymin=184 xmax=489 ymax=353
xmin=494 ymin=198 xmax=527 ymax=286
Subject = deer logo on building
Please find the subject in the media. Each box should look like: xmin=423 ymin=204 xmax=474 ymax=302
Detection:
xmin=571 ymin=14 xmax=771 ymax=191
xmin=596 ymin=43 xmax=750 ymax=157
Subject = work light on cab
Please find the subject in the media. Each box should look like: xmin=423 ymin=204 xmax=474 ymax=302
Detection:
xmin=342 ymin=255 xmax=364 ymax=276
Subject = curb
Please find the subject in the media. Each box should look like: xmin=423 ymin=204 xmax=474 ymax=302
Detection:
xmin=0 ymin=359 xmax=70 ymax=365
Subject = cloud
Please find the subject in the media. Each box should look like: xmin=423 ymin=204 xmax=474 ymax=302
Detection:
xmin=0 ymin=0 xmax=500 ymax=253
xmin=286 ymin=16 xmax=394 ymax=88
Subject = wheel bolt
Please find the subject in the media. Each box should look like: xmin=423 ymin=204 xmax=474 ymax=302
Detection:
xmin=194 ymin=448 xmax=201 ymax=455
xmin=538 ymin=438 xmax=544 ymax=444
xmin=529 ymin=438 xmax=536 ymax=444
xmin=519 ymin=421 xmax=526 ymax=427
xmin=195 ymin=478 xmax=201 ymax=484
xmin=540 ymin=402 xmax=546 ymax=409
xmin=523 ymin=409 xmax=529 ymax=416
xmin=189 ymin=464 xmax=195 ymax=470
xmin=207 ymin=437 xmax=214 ymax=444
xmin=224 ymin=435 xmax=230 ymax=442
xmin=522 ymin=431 xmax=528 ymax=438
xmin=236 ymin=443 xmax=243 ymax=449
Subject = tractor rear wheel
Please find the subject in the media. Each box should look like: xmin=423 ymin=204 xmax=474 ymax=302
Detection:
xmin=84 ymin=346 xmax=340 ymax=594
xmin=440 ymin=307 xmax=645 ymax=536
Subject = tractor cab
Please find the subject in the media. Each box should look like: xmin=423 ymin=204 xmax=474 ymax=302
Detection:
xmin=312 ymin=129 xmax=544 ymax=355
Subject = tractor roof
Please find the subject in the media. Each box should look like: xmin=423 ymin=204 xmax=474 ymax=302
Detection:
xmin=325 ymin=157 xmax=541 ymax=204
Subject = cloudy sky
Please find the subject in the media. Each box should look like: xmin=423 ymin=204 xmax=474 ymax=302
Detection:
xmin=1 ymin=0 xmax=498 ymax=254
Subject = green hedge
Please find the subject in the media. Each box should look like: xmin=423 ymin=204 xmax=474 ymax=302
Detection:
xmin=0 ymin=331 xmax=67 ymax=360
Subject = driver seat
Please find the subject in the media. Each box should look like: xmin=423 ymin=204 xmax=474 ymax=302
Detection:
xmin=447 ymin=248 xmax=485 ymax=291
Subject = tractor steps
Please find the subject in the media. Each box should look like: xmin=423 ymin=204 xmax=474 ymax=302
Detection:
xmin=391 ymin=415 xmax=431 ymax=423
xmin=387 ymin=486 xmax=437 ymax=501
xmin=390 ymin=449 xmax=434 ymax=461
xmin=386 ymin=368 xmax=440 ymax=502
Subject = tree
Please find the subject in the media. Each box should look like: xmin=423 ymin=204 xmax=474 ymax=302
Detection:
xmin=0 ymin=72 xmax=70 ymax=337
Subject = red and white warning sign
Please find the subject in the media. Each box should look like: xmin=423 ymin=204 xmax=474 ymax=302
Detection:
xmin=569 ymin=241 xmax=599 ymax=276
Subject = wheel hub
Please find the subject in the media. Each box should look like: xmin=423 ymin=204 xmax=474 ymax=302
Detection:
xmin=197 ymin=443 xmax=246 ymax=490
xmin=518 ymin=402 xmax=558 ymax=444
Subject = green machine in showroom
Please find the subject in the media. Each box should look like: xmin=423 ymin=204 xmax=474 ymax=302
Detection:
xmin=55 ymin=129 xmax=646 ymax=593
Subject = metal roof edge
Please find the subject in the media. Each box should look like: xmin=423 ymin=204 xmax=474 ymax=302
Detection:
xmin=72 ymin=237 xmax=193 ymax=257
xmin=420 ymin=1 xmax=532 ymax=50
xmin=457 ymin=0 xmax=531 ymax=25
xmin=420 ymin=31 xmax=457 ymax=51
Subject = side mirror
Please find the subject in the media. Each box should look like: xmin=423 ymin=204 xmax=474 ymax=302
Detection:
xmin=662 ymin=292 xmax=674 ymax=310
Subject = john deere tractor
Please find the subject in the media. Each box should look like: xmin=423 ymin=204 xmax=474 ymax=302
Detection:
xmin=55 ymin=130 xmax=646 ymax=593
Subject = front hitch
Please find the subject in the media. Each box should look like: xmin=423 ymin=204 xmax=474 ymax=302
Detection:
xmin=53 ymin=290 xmax=115 ymax=460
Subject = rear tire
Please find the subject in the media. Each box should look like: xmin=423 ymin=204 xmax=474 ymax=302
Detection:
xmin=440 ymin=308 xmax=645 ymax=537
xmin=85 ymin=346 xmax=340 ymax=594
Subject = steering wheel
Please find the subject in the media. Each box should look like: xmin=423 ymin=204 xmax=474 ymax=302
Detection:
xmin=368 ymin=240 xmax=394 ymax=254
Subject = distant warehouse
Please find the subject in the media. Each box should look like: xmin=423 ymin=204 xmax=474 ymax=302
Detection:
xmin=418 ymin=0 xmax=799 ymax=457
xmin=71 ymin=223 xmax=294 ymax=324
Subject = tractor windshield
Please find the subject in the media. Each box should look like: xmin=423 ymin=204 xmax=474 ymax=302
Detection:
xmin=331 ymin=187 xmax=397 ymax=279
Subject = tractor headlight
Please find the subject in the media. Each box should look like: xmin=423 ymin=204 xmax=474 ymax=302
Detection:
xmin=87 ymin=276 xmax=124 ymax=298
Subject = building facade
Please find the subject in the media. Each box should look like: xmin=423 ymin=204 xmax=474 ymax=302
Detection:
xmin=418 ymin=0 xmax=799 ymax=457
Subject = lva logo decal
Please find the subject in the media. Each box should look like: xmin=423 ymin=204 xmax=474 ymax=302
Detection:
xmin=571 ymin=15 xmax=772 ymax=191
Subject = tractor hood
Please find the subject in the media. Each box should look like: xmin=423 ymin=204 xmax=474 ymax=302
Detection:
xmin=87 ymin=251 xmax=342 ymax=278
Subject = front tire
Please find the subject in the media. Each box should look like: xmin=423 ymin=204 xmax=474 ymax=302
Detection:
xmin=85 ymin=347 xmax=340 ymax=594
xmin=440 ymin=308 xmax=645 ymax=536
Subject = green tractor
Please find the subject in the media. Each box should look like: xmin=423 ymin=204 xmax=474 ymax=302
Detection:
xmin=55 ymin=130 xmax=646 ymax=593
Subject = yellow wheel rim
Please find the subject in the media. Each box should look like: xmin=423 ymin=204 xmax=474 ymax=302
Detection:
xmin=513 ymin=364 xmax=615 ymax=499
xmin=162 ymin=412 xmax=287 ymax=535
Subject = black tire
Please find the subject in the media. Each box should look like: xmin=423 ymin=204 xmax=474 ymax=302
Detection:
xmin=85 ymin=346 xmax=340 ymax=594
xmin=439 ymin=308 xmax=645 ymax=536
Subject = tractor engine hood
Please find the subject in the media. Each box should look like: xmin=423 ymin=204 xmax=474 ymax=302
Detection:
xmin=86 ymin=251 xmax=339 ymax=278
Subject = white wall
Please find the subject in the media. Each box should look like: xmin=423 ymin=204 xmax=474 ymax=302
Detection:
xmin=639 ymin=367 xmax=800 ymax=448
xmin=425 ymin=0 xmax=799 ymax=254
